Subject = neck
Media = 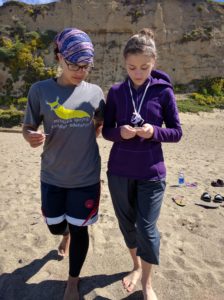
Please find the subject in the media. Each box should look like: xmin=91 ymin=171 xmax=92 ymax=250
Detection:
xmin=57 ymin=76 xmax=77 ymax=87
xmin=133 ymin=84 xmax=140 ymax=90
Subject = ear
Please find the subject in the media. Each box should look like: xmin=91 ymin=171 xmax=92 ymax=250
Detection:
xmin=57 ymin=53 xmax=63 ymax=63
xmin=150 ymin=58 xmax=156 ymax=70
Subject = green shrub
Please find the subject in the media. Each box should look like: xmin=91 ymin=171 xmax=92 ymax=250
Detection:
xmin=0 ymin=109 xmax=24 ymax=127
xmin=177 ymin=99 xmax=212 ymax=113
xmin=198 ymin=78 xmax=224 ymax=96
xmin=190 ymin=92 xmax=224 ymax=108
xmin=14 ymin=97 xmax=28 ymax=110
xmin=24 ymin=31 xmax=40 ymax=41
xmin=174 ymin=84 xmax=188 ymax=93
xmin=0 ymin=47 xmax=15 ymax=60
xmin=40 ymin=30 xmax=57 ymax=47
xmin=177 ymin=88 xmax=224 ymax=113
xmin=181 ymin=27 xmax=213 ymax=42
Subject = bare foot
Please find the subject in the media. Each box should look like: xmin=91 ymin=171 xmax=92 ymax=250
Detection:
xmin=122 ymin=268 xmax=142 ymax=292
xmin=58 ymin=234 xmax=70 ymax=257
xmin=143 ymin=286 xmax=158 ymax=300
xmin=63 ymin=276 xmax=79 ymax=300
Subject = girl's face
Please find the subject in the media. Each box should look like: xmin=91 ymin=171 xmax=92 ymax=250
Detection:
xmin=125 ymin=53 xmax=155 ymax=88
xmin=57 ymin=54 xmax=91 ymax=86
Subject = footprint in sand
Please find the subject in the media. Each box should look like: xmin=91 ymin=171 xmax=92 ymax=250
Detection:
xmin=177 ymin=217 xmax=200 ymax=233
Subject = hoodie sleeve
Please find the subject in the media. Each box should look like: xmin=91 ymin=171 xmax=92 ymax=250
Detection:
xmin=102 ymin=88 xmax=123 ymax=142
xmin=151 ymin=88 xmax=182 ymax=143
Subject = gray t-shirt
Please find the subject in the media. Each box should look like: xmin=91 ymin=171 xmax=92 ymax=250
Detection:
xmin=24 ymin=78 xmax=105 ymax=188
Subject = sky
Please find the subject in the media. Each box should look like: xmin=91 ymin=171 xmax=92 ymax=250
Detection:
xmin=0 ymin=0 xmax=224 ymax=6
xmin=0 ymin=0 xmax=59 ymax=6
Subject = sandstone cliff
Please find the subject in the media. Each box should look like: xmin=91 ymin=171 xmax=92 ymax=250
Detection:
xmin=0 ymin=0 xmax=223 ymax=91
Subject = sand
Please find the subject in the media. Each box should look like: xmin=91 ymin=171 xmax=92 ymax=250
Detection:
xmin=0 ymin=111 xmax=224 ymax=300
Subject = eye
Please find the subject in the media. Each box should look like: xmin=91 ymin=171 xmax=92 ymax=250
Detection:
xmin=141 ymin=66 xmax=150 ymax=70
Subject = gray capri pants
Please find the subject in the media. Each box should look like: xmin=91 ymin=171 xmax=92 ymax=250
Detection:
xmin=107 ymin=173 xmax=166 ymax=265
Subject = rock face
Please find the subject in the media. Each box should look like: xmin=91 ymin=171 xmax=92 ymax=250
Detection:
xmin=0 ymin=0 xmax=224 ymax=90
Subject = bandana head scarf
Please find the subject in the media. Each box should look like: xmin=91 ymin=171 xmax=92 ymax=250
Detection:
xmin=55 ymin=28 xmax=94 ymax=64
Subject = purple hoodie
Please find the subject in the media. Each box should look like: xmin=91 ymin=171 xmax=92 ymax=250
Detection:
xmin=102 ymin=70 xmax=182 ymax=180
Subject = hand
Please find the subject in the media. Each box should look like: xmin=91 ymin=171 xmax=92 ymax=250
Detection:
xmin=120 ymin=125 xmax=136 ymax=139
xmin=135 ymin=123 xmax=154 ymax=139
xmin=26 ymin=130 xmax=46 ymax=148
xmin=94 ymin=120 xmax=103 ymax=138
xmin=95 ymin=124 xmax=103 ymax=138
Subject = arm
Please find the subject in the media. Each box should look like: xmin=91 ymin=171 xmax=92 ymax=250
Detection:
xmin=94 ymin=97 xmax=105 ymax=137
xmin=102 ymin=88 xmax=125 ymax=142
xmin=151 ymin=88 xmax=182 ymax=143
xmin=22 ymin=84 xmax=45 ymax=148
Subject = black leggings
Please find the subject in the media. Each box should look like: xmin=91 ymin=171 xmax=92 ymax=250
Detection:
xmin=48 ymin=220 xmax=89 ymax=277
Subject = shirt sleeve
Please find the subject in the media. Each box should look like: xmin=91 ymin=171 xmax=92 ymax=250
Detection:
xmin=93 ymin=88 xmax=105 ymax=122
xmin=102 ymin=88 xmax=123 ymax=142
xmin=23 ymin=83 xmax=42 ymax=128
xmin=151 ymin=88 xmax=182 ymax=143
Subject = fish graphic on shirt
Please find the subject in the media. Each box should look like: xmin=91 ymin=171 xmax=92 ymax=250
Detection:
xmin=47 ymin=98 xmax=90 ymax=120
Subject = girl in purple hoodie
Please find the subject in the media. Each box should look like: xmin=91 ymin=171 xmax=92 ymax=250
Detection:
xmin=102 ymin=28 xmax=182 ymax=300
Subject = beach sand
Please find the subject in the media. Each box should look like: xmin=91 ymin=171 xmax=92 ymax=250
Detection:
xmin=0 ymin=111 xmax=224 ymax=300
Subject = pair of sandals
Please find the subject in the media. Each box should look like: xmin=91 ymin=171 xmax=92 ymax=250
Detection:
xmin=211 ymin=179 xmax=224 ymax=187
xmin=201 ymin=192 xmax=224 ymax=203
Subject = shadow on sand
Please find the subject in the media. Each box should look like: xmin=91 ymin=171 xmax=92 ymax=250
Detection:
xmin=0 ymin=252 xmax=142 ymax=300
xmin=80 ymin=272 xmax=143 ymax=299
xmin=0 ymin=250 xmax=65 ymax=300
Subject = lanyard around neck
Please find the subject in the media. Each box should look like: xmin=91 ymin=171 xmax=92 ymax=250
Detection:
xmin=128 ymin=80 xmax=150 ymax=115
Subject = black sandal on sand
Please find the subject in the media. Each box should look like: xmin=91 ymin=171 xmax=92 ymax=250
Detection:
xmin=213 ymin=194 xmax=224 ymax=203
xmin=200 ymin=192 xmax=211 ymax=202
xmin=211 ymin=179 xmax=224 ymax=187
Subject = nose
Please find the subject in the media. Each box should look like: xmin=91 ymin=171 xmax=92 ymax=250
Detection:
xmin=134 ymin=69 xmax=143 ymax=77
xmin=134 ymin=68 xmax=143 ymax=74
xmin=75 ymin=68 xmax=86 ymax=74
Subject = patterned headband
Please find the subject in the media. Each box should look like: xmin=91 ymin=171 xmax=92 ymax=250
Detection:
xmin=55 ymin=28 xmax=94 ymax=64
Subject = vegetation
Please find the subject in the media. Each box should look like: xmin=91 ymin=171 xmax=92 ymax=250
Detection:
xmin=0 ymin=21 xmax=57 ymax=127
xmin=176 ymin=78 xmax=224 ymax=113
xmin=121 ymin=0 xmax=146 ymax=23
xmin=0 ymin=17 xmax=223 ymax=127
xmin=0 ymin=108 xmax=24 ymax=128
xmin=181 ymin=26 xmax=213 ymax=43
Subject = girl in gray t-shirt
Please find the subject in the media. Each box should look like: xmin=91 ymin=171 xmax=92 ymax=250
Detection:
xmin=23 ymin=28 xmax=105 ymax=300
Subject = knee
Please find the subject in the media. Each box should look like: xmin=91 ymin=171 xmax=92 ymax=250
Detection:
xmin=48 ymin=220 xmax=68 ymax=235
xmin=137 ymin=223 xmax=159 ymax=240
xmin=69 ymin=224 xmax=88 ymax=236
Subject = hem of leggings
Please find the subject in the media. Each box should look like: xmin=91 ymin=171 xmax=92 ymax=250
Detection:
xmin=66 ymin=214 xmax=98 ymax=226
xmin=138 ymin=254 xmax=159 ymax=265
xmin=69 ymin=272 xmax=80 ymax=278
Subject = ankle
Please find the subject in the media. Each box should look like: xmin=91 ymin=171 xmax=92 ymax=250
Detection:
xmin=67 ymin=275 xmax=79 ymax=286
xmin=63 ymin=233 xmax=70 ymax=239
xmin=133 ymin=266 xmax=142 ymax=271
xmin=141 ymin=279 xmax=152 ymax=290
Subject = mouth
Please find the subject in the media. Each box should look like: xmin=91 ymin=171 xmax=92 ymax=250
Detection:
xmin=72 ymin=77 xmax=83 ymax=81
